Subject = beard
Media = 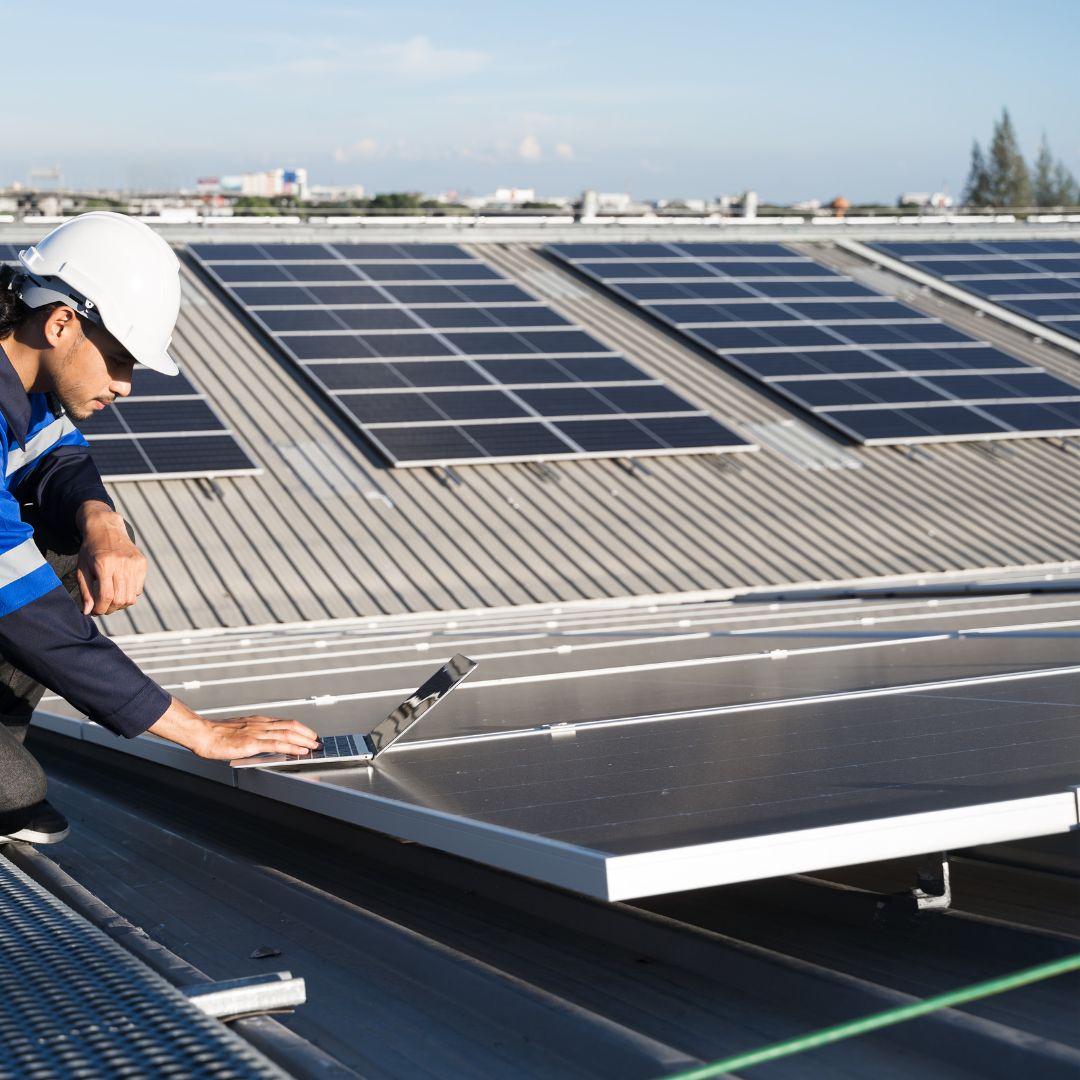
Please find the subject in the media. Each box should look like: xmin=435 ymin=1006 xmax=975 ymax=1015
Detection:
xmin=54 ymin=393 xmax=101 ymax=422
xmin=50 ymin=330 xmax=112 ymax=421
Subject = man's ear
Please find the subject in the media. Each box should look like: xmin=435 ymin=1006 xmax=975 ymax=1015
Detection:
xmin=41 ymin=305 xmax=79 ymax=349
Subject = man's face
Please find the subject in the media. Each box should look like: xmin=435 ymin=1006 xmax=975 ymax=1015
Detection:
xmin=46 ymin=317 xmax=135 ymax=421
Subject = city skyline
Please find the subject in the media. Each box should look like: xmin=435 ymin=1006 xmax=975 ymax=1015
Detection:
xmin=6 ymin=0 xmax=1078 ymax=203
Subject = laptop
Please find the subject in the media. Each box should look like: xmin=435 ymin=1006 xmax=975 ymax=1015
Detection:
xmin=229 ymin=653 xmax=477 ymax=769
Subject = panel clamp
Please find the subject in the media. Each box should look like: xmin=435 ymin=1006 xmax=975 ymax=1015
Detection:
xmin=182 ymin=971 xmax=306 ymax=1021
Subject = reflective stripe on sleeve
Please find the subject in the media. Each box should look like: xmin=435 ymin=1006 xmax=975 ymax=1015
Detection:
xmin=5 ymin=416 xmax=79 ymax=477
xmin=0 ymin=537 xmax=48 ymax=588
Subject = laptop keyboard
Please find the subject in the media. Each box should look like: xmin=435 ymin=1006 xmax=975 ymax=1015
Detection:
xmin=294 ymin=734 xmax=364 ymax=761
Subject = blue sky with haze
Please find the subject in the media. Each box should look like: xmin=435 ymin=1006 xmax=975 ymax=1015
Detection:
xmin=7 ymin=0 xmax=1077 ymax=202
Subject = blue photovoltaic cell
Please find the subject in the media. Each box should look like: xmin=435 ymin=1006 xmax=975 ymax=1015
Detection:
xmin=548 ymin=240 xmax=1080 ymax=446
xmin=871 ymin=239 xmax=1080 ymax=346
xmin=190 ymin=242 xmax=756 ymax=466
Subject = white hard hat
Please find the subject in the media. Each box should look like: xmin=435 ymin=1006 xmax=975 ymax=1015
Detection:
xmin=17 ymin=211 xmax=181 ymax=376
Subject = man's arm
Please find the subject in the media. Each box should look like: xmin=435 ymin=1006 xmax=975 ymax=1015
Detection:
xmin=3 ymin=456 xmax=319 ymax=757
xmin=149 ymin=698 xmax=321 ymax=759
xmin=18 ymin=444 xmax=146 ymax=616
xmin=75 ymin=499 xmax=146 ymax=616
xmin=0 ymin=580 xmax=319 ymax=758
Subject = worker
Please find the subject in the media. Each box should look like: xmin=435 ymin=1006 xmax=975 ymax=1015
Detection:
xmin=0 ymin=212 xmax=319 ymax=844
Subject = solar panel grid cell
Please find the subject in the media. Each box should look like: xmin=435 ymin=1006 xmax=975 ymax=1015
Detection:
xmin=84 ymin=440 xmax=155 ymax=477
xmin=549 ymin=241 xmax=1080 ymax=446
xmin=191 ymin=242 xmax=755 ymax=466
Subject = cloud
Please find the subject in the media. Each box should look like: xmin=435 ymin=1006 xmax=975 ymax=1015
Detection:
xmin=372 ymin=35 xmax=491 ymax=80
xmin=334 ymin=137 xmax=382 ymax=162
xmin=330 ymin=131 xmax=572 ymax=167
xmin=206 ymin=33 xmax=491 ymax=87
xmin=518 ymin=135 xmax=542 ymax=161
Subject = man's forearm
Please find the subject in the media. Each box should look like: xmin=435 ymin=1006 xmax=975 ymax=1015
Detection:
xmin=76 ymin=499 xmax=126 ymax=538
xmin=148 ymin=697 xmax=321 ymax=760
xmin=147 ymin=697 xmax=214 ymax=756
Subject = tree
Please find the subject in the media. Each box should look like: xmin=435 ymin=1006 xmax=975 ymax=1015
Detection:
xmin=1032 ymin=134 xmax=1056 ymax=206
xmin=963 ymin=140 xmax=992 ymax=206
xmin=987 ymin=108 xmax=1032 ymax=207
xmin=1052 ymin=160 xmax=1079 ymax=206
xmin=368 ymin=192 xmax=423 ymax=210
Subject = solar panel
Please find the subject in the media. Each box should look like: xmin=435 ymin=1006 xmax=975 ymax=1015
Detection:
xmin=0 ymin=246 xmax=259 ymax=481
xmin=870 ymin=239 xmax=1080 ymax=345
xmin=189 ymin=242 xmax=757 ymax=467
xmin=58 ymin=366 xmax=258 ymax=481
xmin=38 ymin=594 xmax=1080 ymax=900
xmin=548 ymin=242 xmax=1080 ymax=446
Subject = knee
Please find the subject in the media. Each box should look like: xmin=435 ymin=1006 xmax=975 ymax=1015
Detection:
xmin=1 ymin=754 xmax=47 ymax=815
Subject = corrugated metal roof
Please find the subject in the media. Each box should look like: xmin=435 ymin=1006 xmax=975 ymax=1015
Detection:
xmin=23 ymin=225 xmax=1067 ymax=635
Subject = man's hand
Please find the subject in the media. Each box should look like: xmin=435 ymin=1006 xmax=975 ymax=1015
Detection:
xmin=148 ymin=697 xmax=321 ymax=761
xmin=76 ymin=501 xmax=147 ymax=616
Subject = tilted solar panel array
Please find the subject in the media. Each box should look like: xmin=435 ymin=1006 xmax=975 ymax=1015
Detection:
xmin=870 ymin=239 xmax=1080 ymax=345
xmin=547 ymin=242 xmax=1080 ymax=446
xmin=188 ymin=242 xmax=756 ymax=467
xmin=0 ymin=245 xmax=259 ymax=481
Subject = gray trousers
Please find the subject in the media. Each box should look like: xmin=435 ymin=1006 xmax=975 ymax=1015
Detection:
xmin=0 ymin=519 xmax=82 ymax=828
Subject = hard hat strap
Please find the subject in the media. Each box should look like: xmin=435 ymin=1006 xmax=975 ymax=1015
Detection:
xmin=17 ymin=272 xmax=103 ymax=326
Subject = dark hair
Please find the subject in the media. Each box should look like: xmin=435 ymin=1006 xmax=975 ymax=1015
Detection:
xmin=0 ymin=264 xmax=32 ymax=340
xmin=0 ymin=264 xmax=64 ymax=340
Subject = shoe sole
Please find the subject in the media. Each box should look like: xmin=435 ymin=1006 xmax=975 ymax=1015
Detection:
xmin=0 ymin=825 xmax=70 ymax=844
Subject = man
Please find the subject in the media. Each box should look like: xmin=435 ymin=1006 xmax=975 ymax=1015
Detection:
xmin=0 ymin=212 xmax=319 ymax=843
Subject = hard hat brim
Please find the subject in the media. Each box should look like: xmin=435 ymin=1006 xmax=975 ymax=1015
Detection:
xmin=139 ymin=352 xmax=179 ymax=377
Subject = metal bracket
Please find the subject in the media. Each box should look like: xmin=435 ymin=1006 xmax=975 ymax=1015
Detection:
xmin=910 ymin=851 xmax=952 ymax=912
xmin=972 ymin=440 xmax=1017 ymax=460
xmin=428 ymin=465 xmax=463 ymax=487
xmin=526 ymin=461 xmax=561 ymax=482
xmin=874 ymin=851 xmax=951 ymax=922
xmin=617 ymin=457 xmax=653 ymax=478
xmin=704 ymin=454 xmax=743 ymax=474
xmin=196 ymin=476 xmax=226 ymax=500
xmin=895 ymin=444 xmax=933 ymax=463
xmin=182 ymin=971 xmax=306 ymax=1021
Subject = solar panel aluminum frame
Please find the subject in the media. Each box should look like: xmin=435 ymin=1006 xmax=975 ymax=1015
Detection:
xmin=818 ymin=406 xmax=1080 ymax=447
xmin=356 ymin=422 xmax=760 ymax=469
xmin=189 ymin=244 xmax=758 ymax=468
xmin=85 ymin=452 xmax=262 ymax=484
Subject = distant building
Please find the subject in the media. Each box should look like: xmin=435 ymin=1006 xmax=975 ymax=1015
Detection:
xmin=204 ymin=168 xmax=309 ymax=199
xmin=305 ymin=184 xmax=366 ymax=203
xmin=899 ymin=191 xmax=954 ymax=209
xmin=656 ymin=198 xmax=709 ymax=212
xmin=595 ymin=192 xmax=635 ymax=213
xmin=492 ymin=187 xmax=537 ymax=206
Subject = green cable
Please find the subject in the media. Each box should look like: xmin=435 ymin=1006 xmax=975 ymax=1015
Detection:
xmin=662 ymin=951 xmax=1080 ymax=1079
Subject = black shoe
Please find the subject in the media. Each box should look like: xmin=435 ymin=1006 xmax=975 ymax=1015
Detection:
xmin=0 ymin=800 xmax=69 ymax=844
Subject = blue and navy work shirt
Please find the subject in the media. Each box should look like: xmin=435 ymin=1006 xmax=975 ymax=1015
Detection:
xmin=0 ymin=345 xmax=170 ymax=737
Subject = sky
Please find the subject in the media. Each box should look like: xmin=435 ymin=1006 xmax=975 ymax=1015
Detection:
xmin=5 ymin=0 xmax=1078 ymax=203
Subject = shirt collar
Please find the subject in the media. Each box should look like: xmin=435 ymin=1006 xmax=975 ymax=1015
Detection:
xmin=0 ymin=343 xmax=31 ymax=450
